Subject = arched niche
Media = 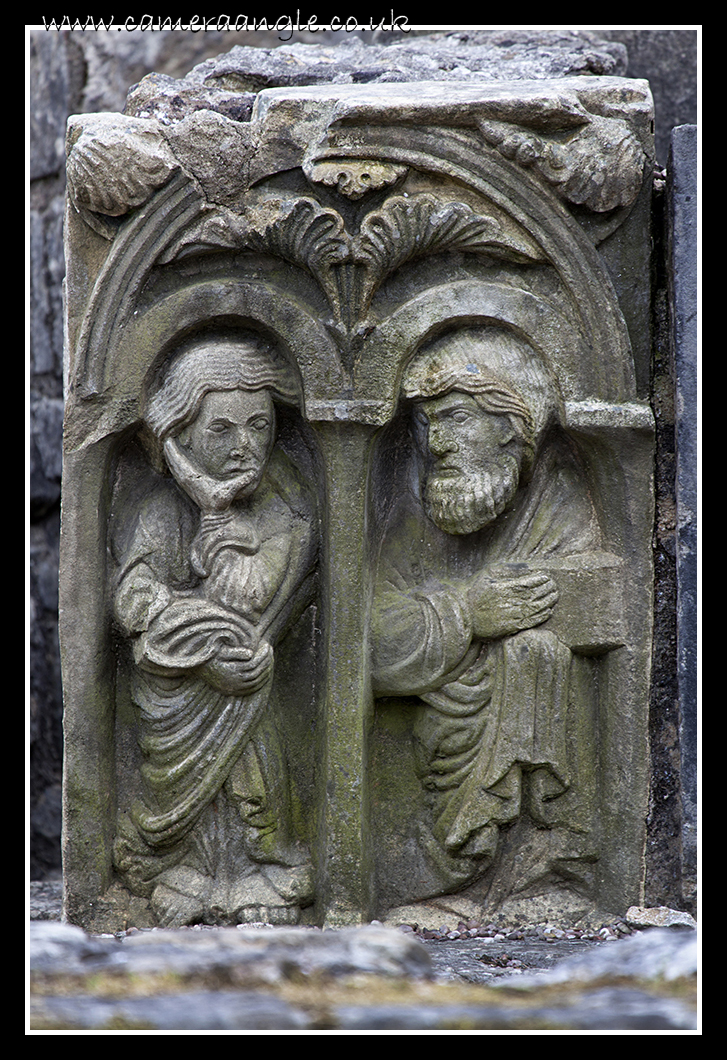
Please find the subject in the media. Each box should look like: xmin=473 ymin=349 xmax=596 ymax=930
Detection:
xmin=69 ymin=275 xmax=344 ymax=449
xmin=358 ymin=279 xmax=619 ymax=425
xmin=307 ymin=117 xmax=640 ymax=401
xmin=62 ymin=272 xmax=336 ymax=919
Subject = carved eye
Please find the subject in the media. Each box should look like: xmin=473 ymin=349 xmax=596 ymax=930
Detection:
xmin=250 ymin=417 xmax=270 ymax=432
xmin=207 ymin=420 xmax=230 ymax=434
xmin=449 ymin=410 xmax=471 ymax=424
xmin=413 ymin=409 xmax=429 ymax=428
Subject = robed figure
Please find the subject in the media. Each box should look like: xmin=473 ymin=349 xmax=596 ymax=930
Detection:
xmin=109 ymin=335 xmax=318 ymax=926
xmin=372 ymin=327 xmax=604 ymax=909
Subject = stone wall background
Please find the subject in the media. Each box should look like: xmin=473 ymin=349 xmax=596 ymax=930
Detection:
xmin=28 ymin=27 xmax=698 ymax=911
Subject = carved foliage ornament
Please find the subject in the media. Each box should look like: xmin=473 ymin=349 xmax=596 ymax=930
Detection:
xmin=162 ymin=193 xmax=544 ymax=337
xmin=66 ymin=115 xmax=178 ymax=231
xmin=476 ymin=113 xmax=644 ymax=212
xmin=65 ymin=92 xmax=645 ymax=222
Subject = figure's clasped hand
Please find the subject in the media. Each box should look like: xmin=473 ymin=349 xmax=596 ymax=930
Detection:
xmin=466 ymin=566 xmax=558 ymax=640
xmin=201 ymin=640 xmax=273 ymax=694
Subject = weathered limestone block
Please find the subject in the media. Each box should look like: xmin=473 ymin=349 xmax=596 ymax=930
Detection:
xmin=61 ymin=68 xmax=655 ymax=932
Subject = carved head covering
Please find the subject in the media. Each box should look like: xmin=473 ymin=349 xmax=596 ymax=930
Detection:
xmin=145 ymin=333 xmax=301 ymax=441
xmin=401 ymin=326 xmax=564 ymax=458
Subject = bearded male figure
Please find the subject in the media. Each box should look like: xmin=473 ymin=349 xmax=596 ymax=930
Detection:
xmin=371 ymin=327 xmax=603 ymax=906
xmin=109 ymin=334 xmax=318 ymax=926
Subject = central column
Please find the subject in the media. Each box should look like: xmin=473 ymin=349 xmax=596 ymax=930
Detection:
xmin=312 ymin=418 xmax=378 ymax=926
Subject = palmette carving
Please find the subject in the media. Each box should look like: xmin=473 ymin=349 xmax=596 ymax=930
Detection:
xmin=356 ymin=195 xmax=541 ymax=278
xmin=66 ymin=115 xmax=178 ymax=221
xmin=160 ymin=193 xmax=543 ymax=340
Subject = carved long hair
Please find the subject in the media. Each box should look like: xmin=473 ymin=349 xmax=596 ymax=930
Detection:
xmin=145 ymin=332 xmax=301 ymax=442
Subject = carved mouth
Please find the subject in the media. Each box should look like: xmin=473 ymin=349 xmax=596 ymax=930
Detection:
xmin=432 ymin=463 xmax=463 ymax=478
xmin=221 ymin=463 xmax=259 ymax=482
xmin=223 ymin=459 xmax=257 ymax=473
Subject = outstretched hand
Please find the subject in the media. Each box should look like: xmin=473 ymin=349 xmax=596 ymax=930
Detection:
xmin=466 ymin=567 xmax=558 ymax=641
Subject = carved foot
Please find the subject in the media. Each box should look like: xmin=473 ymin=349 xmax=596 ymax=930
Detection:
xmin=150 ymin=865 xmax=211 ymax=927
xmin=216 ymin=866 xmax=313 ymax=925
xmin=149 ymin=858 xmax=315 ymax=927
xmin=261 ymin=861 xmax=315 ymax=907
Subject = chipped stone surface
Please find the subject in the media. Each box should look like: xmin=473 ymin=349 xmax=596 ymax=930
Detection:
xmin=626 ymin=905 xmax=698 ymax=930
xmin=124 ymin=32 xmax=628 ymax=126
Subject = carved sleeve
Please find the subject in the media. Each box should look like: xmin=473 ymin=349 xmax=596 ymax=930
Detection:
xmin=114 ymin=559 xmax=173 ymax=636
xmin=371 ymin=576 xmax=475 ymax=697
xmin=110 ymin=480 xmax=189 ymax=627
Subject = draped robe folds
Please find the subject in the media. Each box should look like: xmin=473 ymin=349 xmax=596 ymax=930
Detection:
xmin=371 ymin=431 xmax=601 ymax=891
xmin=109 ymin=446 xmax=318 ymax=896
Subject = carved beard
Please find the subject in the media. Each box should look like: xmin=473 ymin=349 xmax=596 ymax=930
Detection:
xmin=424 ymin=454 xmax=521 ymax=535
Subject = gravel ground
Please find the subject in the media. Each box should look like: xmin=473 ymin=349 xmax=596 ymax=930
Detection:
xmin=29 ymin=875 xmax=688 ymax=986
xmin=28 ymin=881 xmax=698 ymax=1030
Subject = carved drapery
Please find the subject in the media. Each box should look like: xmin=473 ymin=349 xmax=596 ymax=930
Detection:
xmin=61 ymin=78 xmax=654 ymax=930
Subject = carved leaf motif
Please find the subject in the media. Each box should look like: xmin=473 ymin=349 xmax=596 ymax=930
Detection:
xmin=356 ymin=195 xmax=540 ymax=279
xmin=156 ymin=193 xmax=542 ymax=340
xmin=478 ymin=114 xmax=644 ymax=212
xmin=552 ymin=116 xmax=644 ymax=211
xmin=241 ymin=198 xmax=353 ymax=327
xmin=244 ymin=197 xmax=351 ymax=272
xmin=158 ymin=198 xmax=350 ymax=268
xmin=67 ymin=125 xmax=178 ymax=218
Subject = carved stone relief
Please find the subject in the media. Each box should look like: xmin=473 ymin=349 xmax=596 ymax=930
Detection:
xmin=61 ymin=76 xmax=655 ymax=931
xmin=369 ymin=328 xmax=619 ymax=923
xmin=110 ymin=336 xmax=319 ymax=926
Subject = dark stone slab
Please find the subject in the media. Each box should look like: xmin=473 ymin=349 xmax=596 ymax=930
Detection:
xmin=667 ymin=124 xmax=698 ymax=906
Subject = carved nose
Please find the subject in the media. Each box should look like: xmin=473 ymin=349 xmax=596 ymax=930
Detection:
xmin=428 ymin=424 xmax=457 ymax=455
xmin=230 ymin=428 xmax=250 ymax=454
